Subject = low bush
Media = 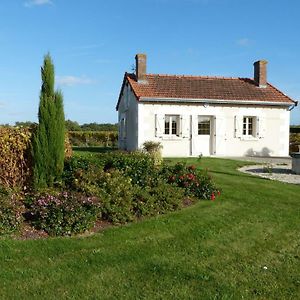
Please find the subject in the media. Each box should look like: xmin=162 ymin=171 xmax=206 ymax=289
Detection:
xmin=72 ymin=167 xmax=134 ymax=224
xmin=162 ymin=163 xmax=219 ymax=200
xmin=63 ymin=154 xmax=106 ymax=188
xmin=69 ymin=165 xmax=185 ymax=223
xmin=133 ymin=183 xmax=185 ymax=217
xmin=142 ymin=141 xmax=163 ymax=166
xmin=0 ymin=191 xmax=23 ymax=235
xmin=103 ymin=151 xmax=159 ymax=188
xmin=30 ymin=191 xmax=101 ymax=236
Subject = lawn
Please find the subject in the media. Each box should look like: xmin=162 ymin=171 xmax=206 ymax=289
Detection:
xmin=0 ymin=157 xmax=299 ymax=299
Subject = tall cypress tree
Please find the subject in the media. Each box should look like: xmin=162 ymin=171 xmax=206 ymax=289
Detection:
xmin=32 ymin=53 xmax=65 ymax=189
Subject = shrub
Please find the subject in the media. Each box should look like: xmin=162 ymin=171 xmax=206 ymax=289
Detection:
xmin=72 ymin=168 xmax=134 ymax=224
xmin=162 ymin=163 xmax=219 ymax=200
xmin=0 ymin=191 xmax=23 ymax=235
xmin=62 ymin=154 xmax=107 ymax=188
xmin=103 ymin=151 xmax=159 ymax=187
xmin=149 ymin=182 xmax=185 ymax=212
xmin=133 ymin=182 xmax=184 ymax=217
xmin=142 ymin=141 xmax=163 ymax=166
xmin=30 ymin=191 xmax=101 ymax=236
xmin=0 ymin=127 xmax=32 ymax=189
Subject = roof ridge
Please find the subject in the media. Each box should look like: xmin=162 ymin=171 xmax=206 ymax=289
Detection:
xmin=145 ymin=73 xmax=248 ymax=80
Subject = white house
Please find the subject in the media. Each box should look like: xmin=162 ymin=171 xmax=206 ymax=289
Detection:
xmin=116 ymin=54 xmax=297 ymax=157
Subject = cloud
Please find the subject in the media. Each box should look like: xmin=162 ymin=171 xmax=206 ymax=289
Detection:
xmin=236 ymin=38 xmax=252 ymax=47
xmin=56 ymin=76 xmax=95 ymax=87
xmin=24 ymin=0 xmax=53 ymax=7
xmin=0 ymin=101 xmax=6 ymax=108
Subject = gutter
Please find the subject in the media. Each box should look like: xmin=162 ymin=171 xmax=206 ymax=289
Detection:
xmin=139 ymin=97 xmax=293 ymax=107
xmin=289 ymin=100 xmax=298 ymax=111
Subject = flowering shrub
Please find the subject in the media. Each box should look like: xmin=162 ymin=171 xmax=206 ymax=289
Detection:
xmin=30 ymin=191 xmax=101 ymax=236
xmin=102 ymin=152 xmax=159 ymax=188
xmin=0 ymin=191 xmax=23 ymax=235
xmin=163 ymin=163 xmax=219 ymax=200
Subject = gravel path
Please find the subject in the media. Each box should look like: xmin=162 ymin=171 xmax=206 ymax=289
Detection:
xmin=238 ymin=163 xmax=300 ymax=185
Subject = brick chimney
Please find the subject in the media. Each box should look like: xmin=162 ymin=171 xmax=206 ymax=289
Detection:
xmin=254 ymin=60 xmax=268 ymax=88
xmin=135 ymin=54 xmax=147 ymax=82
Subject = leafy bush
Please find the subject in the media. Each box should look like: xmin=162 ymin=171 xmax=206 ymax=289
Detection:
xmin=30 ymin=191 xmax=101 ymax=236
xmin=0 ymin=191 xmax=23 ymax=235
xmin=72 ymin=167 xmax=134 ymax=224
xmin=102 ymin=151 xmax=159 ymax=187
xmin=290 ymin=133 xmax=300 ymax=153
xmin=142 ymin=141 xmax=163 ymax=166
xmin=69 ymin=164 xmax=185 ymax=224
xmin=0 ymin=127 xmax=32 ymax=189
xmin=63 ymin=154 xmax=106 ymax=188
xmin=133 ymin=183 xmax=184 ymax=217
xmin=162 ymin=163 xmax=219 ymax=200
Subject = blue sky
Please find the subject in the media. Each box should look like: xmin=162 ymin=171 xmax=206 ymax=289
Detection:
xmin=0 ymin=0 xmax=299 ymax=125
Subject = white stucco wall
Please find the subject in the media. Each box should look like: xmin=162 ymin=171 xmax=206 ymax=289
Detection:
xmin=117 ymin=84 xmax=138 ymax=151
xmin=137 ymin=102 xmax=290 ymax=157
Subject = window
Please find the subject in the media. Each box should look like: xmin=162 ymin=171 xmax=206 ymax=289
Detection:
xmin=164 ymin=115 xmax=179 ymax=136
xmin=198 ymin=116 xmax=211 ymax=135
xmin=243 ymin=116 xmax=255 ymax=136
xmin=120 ymin=117 xmax=126 ymax=139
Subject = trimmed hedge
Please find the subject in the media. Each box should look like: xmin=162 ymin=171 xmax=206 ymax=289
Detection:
xmin=0 ymin=127 xmax=32 ymax=189
xmin=0 ymin=126 xmax=72 ymax=190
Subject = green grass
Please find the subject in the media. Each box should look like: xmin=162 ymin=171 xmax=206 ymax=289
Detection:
xmin=1 ymin=157 xmax=300 ymax=299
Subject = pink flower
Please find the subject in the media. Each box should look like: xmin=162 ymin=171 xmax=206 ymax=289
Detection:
xmin=211 ymin=193 xmax=215 ymax=201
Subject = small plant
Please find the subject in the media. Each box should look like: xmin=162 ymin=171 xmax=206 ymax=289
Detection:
xmin=30 ymin=191 xmax=101 ymax=236
xmin=0 ymin=191 xmax=23 ymax=235
xmin=142 ymin=141 xmax=163 ymax=166
xmin=263 ymin=164 xmax=273 ymax=174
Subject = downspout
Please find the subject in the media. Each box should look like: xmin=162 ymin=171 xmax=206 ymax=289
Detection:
xmin=289 ymin=100 xmax=298 ymax=111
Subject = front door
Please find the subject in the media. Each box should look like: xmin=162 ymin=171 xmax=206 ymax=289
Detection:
xmin=190 ymin=115 xmax=213 ymax=156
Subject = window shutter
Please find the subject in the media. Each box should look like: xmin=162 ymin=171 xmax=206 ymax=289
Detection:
xmin=155 ymin=114 xmax=164 ymax=137
xmin=180 ymin=115 xmax=190 ymax=138
xmin=257 ymin=116 xmax=265 ymax=138
xmin=256 ymin=117 xmax=260 ymax=137
xmin=234 ymin=115 xmax=242 ymax=138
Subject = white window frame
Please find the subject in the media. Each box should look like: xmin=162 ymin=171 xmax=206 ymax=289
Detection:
xmin=243 ymin=116 xmax=256 ymax=137
xmin=164 ymin=115 xmax=180 ymax=137
xmin=198 ymin=116 xmax=211 ymax=135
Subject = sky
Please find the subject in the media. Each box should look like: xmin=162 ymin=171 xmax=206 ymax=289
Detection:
xmin=0 ymin=0 xmax=299 ymax=125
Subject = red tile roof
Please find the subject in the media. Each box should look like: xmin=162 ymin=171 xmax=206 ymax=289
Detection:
xmin=117 ymin=73 xmax=295 ymax=110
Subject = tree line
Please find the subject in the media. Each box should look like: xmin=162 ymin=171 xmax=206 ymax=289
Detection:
xmin=1 ymin=120 xmax=118 ymax=132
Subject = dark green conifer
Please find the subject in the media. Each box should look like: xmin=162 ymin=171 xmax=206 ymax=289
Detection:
xmin=32 ymin=54 xmax=65 ymax=188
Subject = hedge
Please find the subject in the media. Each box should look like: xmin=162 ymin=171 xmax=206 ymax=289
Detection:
xmin=0 ymin=127 xmax=32 ymax=189
xmin=0 ymin=127 xmax=72 ymax=189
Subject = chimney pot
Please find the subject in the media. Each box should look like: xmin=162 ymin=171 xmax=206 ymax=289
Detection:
xmin=254 ymin=60 xmax=268 ymax=88
xmin=135 ymin=54 xmax=147 ymax=83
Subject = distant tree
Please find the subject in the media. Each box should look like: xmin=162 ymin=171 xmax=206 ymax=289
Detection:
xmin=15 ymin=121 xmax=36 ymax=127
xmin=80 ymin=122 xmax=118 ymax=131
xmin=32 ymin=53 xmax=65 ymax=189
xmin=65 ymin=119 xmax=81 ymax=131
